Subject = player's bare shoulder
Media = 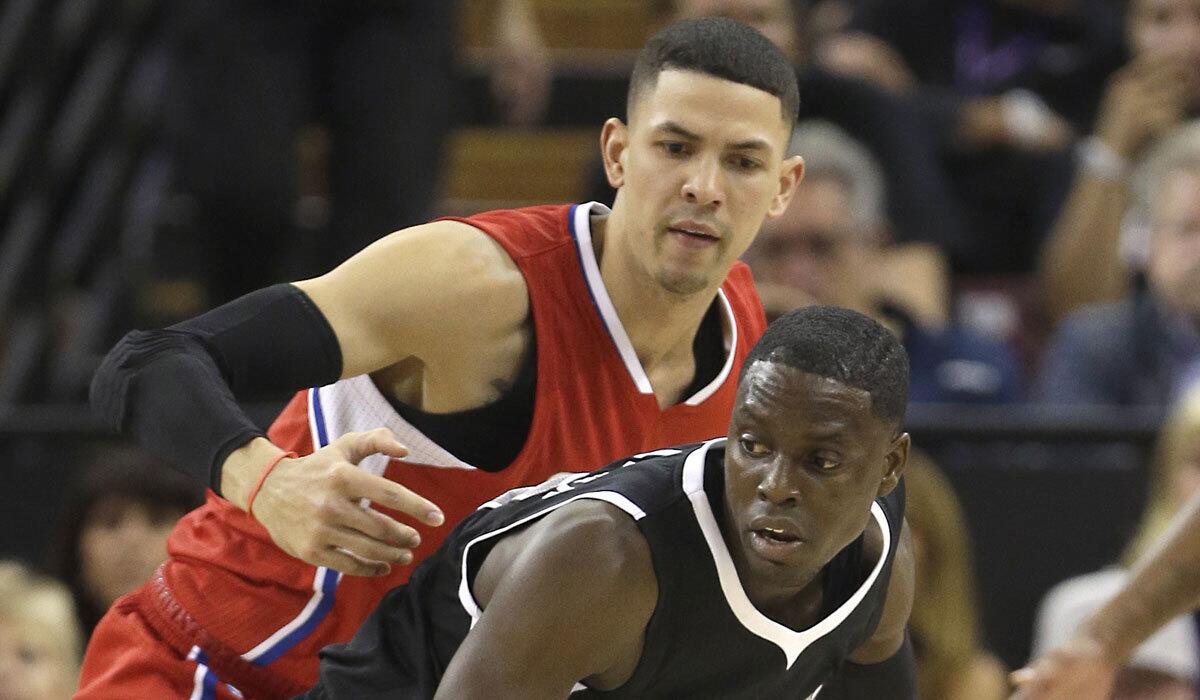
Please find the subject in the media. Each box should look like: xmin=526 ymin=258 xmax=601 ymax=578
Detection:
xmin=295 ymin=219 xmax=530 ymax=380
xmin=474 ymin=499 xmax=657 ymax=613
xmin=366 ymin=219 xmax=529 ymax=342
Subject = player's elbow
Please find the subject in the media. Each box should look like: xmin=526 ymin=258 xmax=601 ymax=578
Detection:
xmin=90 ymin=329 xmax=209 ymax=432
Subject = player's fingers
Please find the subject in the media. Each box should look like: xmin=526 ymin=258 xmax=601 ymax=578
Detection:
xmin=335 ymin=428 xmax=410 ymax=465
xmin=1008 ymin=667 xmax=1035 ymax=686
xmin=334 ymin=466 xmax=445 ymax=527
xmin=324 ymin=525 xmax=415 ymax=569
xmin=317 ymin=546 xmax=393 ymax=578
xmin=340 ymin=500 xmax=423 ymax=550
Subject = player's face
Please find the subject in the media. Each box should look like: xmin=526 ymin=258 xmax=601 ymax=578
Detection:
xmin=722 ymin=361 xmax=907 ymax=608
xmin=602 ymin=69 xmax=803 ymax=296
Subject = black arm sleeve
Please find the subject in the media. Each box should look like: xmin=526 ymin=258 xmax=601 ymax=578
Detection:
xmin=90 ymin=284 xmax=343 ymax=492
xmin=820 ymin=633 xmax=917 ymax=700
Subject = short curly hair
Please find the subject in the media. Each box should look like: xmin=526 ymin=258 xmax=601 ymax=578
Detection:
xmin=741 ymin=305 xmax=910 ymax=425
xmin=628 ymin=16 xmax=799 ymax=124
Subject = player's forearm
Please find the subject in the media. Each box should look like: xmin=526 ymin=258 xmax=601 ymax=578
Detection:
xmin=90 ymin=284 xmax=342 ymax=493
xmin=219 ymin=437 xmax=291 ymax=509
xmin=1079 ymin=492 xmax=1200 ymax=663
xmin=1037 ymin=167 xmax=1131 ymax=324
xmin=90 ymin=330 xmax=268 ymax=489
xmin=435 ymin=677 xmax=574 ymax=700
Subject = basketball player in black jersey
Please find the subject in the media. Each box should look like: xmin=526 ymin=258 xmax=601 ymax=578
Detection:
xmin=300 ymin=305 xmax=916 ymax=699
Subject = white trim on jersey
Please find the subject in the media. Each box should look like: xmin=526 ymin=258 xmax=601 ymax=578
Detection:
xmin=684 ymin=289 xmax=737 ymax=406
xmin=456 ymin=491 xmax=647 ymax=618
xmin=187 ymin=646 xmax=210 ymax=700
xmin=240 ymin=566 xmax=341 ymax=663
xmin=571 ymin=201 xmax=739 ymax=402
xmin=310 ymin=377 xmax=475 ymax=473
xmin=680 ymin=439 xmax=893 ymax=670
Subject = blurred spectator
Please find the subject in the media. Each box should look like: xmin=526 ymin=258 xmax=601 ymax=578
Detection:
xmin=44 ymin=450 xmax=204 ymax=638
xmin=818 ymin=0 xmax=1122 ymax=131
xmin=0 ymin=561 xmax=82 ymax=700
xmin=817 ymin=0 xmax=1126 ymax=273
xmin=1028 ymin=380 xmax=1200 ymax=698
xmin=162 ymin=0 xmax=550 ymax=312
xmin=1032 ymin=571 xmax=1197 ymax=699
xmin=1037 ymin=120 xmax=1200 ymax=406
xmin=1039 ymin=0 xmax=1200 ymax=325
xmin=589 ymin=0 xmax=968 ymax=257
xmin=905 ymin=455 xmax=1009 ymax=700
xmin=747 ymin=121 xmax=1024 ymax=403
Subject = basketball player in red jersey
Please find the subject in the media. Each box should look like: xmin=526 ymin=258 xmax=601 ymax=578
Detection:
xmin=81 ymin=17 xmax=804 ymax=699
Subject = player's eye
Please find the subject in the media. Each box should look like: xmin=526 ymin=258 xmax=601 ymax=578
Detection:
xmin=660 ymin=141 xmax=688 ymax=156
xmin=812 ymin=455 xmax=841 ymax=471
xmin=739 ymin=437 xmax=770 ymax=457
xmin=730 ymin=155 xmax=761 ymax=171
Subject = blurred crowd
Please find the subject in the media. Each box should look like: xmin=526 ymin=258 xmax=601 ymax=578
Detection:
xmin=4 ymin=0 xmax=1200 ymax=697
xmin=128 ymin=0 xmax=1200 ymax=415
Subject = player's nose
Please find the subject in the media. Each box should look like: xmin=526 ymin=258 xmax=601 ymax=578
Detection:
xmin=680 ymin=156 xmax=724 ymax=207
xmin=755 ymin=459 xmax=800 ymax=506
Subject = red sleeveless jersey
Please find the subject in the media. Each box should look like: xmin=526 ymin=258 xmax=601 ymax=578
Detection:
xmin=158 ymin=202 xmax=767 ymax=692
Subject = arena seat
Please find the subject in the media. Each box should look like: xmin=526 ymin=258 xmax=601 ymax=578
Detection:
xmin=459 ymin=0 xmax=652 ymax=53
xmin=440 ymin=127 xmax=599 ymax=214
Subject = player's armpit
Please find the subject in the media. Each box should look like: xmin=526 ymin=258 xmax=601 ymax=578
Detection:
xmin=848 ymin=519 xmax=915 ymax=664
xmin=819 ymin=633 xmax=918 ymax=700
xmin=818 ymin=520 xmax=916 ymax=698
xmin=435 ymin=501 xmax=658 ymax=700
xmin=295 ymin=219 xmax=530 ymax=380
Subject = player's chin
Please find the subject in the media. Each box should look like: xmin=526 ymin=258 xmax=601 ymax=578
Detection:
xmin=654 ymin=265 xmax=715 ymax=296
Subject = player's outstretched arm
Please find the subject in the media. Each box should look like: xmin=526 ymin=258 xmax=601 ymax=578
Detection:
xmin=1011 ymin=491 xmax=1200 ymax=699
xmin=821 ymin=520 xmax=917 ymax=700
xmin=436 ymin=501 xmax=658 ymax=700
xmin=91 ymin=220 xmax=529 ymax=574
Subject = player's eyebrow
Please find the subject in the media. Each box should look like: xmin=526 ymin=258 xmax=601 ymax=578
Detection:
xmin=729 ymin=138 xmax=771 ymax=153
xmin=653 ymin=121 xmax=772 ymax=154
xmin=654 ymin=120 xmax=702 ymax=141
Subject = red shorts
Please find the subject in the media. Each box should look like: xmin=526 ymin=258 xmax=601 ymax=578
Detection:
xmin=76 ymin=572 xmax=307 ymax=700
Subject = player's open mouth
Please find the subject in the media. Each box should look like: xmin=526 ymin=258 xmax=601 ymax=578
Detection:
xmin=749 ymin=527 xmax=804 ymax=562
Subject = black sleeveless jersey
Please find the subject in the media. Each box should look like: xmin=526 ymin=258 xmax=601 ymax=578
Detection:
xmin=303 ymin=438 xmax=906 ymax=700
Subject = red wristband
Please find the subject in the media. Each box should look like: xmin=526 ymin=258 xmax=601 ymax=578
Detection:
xmin=246 ymin=451 xmax=298 ymax=520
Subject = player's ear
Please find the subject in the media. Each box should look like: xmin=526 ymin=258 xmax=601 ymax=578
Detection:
xmin=765 ymin=154 xmax=804 ymax=219
xmin=601 ymin=117 xmax=629 ymax=189
xmin=877 ymin=432 xmax=910 ymax=498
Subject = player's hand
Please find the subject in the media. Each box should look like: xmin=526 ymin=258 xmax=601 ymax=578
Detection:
xmin=248 ymin=429 xmax=445 ymax=576
xmin=1008 ymin=635 xmax=1119 ymax=700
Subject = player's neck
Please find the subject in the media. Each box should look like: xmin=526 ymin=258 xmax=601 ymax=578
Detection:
xmin=717 ymin=500 xmax=827 ymax=629
xmin=592 ymin=212 xmax=724 ymax=376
